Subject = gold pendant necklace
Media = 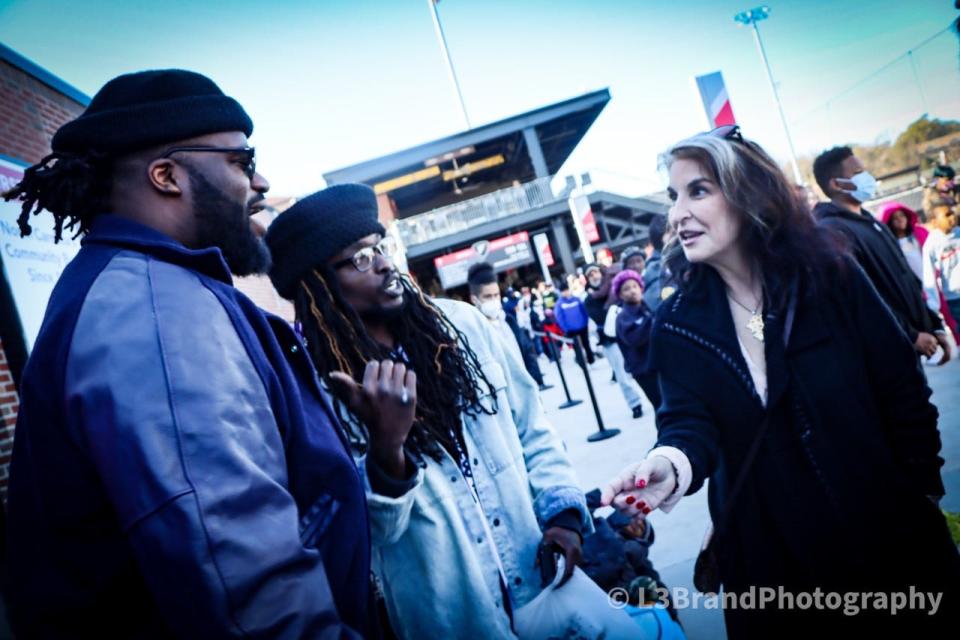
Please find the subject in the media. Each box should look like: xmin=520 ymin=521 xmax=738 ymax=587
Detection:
xmin=728 ymin=294 xmax=764 ymax=342
xmin=745 ymin=311 xmax=765 ymax=343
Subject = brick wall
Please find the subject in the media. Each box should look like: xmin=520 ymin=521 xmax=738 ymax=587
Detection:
xmin=0 ymin=58 xmax=85 ymax=165
xmin=0 ymin=55 xmax=85 ymax=498
xmin=0 ymin=340 xmax=18 ymax=499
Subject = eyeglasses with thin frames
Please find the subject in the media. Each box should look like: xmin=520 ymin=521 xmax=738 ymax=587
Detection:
xmin=161 ymin=146 xmax=257 ymax=180
xmin=331 ymin=235 xmax=398 ymax=272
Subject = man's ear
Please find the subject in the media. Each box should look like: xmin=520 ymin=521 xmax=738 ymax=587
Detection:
xmin=831 ymin=176 xmax=851 ymax=194
xmin=147 ymin=158 xmax=184 ymax=195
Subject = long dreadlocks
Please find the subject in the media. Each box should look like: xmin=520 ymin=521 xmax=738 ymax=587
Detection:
xmin=2 ymin=150 xmax=113 ymax=242
xmin=294 ymin=266 xmax=498 ymax=463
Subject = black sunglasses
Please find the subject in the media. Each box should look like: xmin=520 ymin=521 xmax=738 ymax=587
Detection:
xmin=708 ymin=124 xmax=744 ymax=143
xmin=161 ymin=146 xmax=257 ymax=180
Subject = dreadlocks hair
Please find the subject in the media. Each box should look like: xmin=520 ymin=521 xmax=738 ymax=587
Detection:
xmin=293 ymin=266 xmax=499 ymax=463
xmin=2 ymin=150 xmax=113 ymax=242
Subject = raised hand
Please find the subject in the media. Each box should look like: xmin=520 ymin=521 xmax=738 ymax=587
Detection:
xmin=330 ymin=360 xmax=417 ymax=478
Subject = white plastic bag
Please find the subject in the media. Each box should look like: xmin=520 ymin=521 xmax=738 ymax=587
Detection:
xmin=603 ymin=305 xmax=620 ymax=340
xmin=514 ymin=559 xmax=642 ymax=640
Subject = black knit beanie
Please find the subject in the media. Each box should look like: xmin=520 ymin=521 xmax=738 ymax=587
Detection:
xmin=266 ymin=183 xmax=386 ymax=299
xmin=52 ymin=69 xmax=253 ymax=155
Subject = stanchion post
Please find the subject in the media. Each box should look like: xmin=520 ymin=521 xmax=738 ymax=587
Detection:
xmin=541 ymin=331 xmax=581 ymax=410
xmin=572 ymin=335 xmax=621 ymax=442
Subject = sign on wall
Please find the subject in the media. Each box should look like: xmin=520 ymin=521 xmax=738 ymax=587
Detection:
xmin=0 ymin=157 xmax=81 ymax=351
xmin=433 ymin=231 xmax=535 ymax=289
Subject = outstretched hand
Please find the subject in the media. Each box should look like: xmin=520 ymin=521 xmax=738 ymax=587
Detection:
xmin=600 ymin=456 xmax=678 ymax=524
xmin=330 ymin=360 xmax=417 ymax=477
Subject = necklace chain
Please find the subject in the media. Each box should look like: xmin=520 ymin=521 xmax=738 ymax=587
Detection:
xmin=727 ymin=292 xmax=761 ymax=314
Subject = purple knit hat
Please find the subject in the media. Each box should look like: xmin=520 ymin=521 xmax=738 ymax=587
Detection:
xmin=611 ymin=269 xmax=644 ymax=300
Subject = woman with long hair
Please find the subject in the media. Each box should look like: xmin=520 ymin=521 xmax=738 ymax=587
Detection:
xmin=601 ymin=126 xmax=959 ymax=636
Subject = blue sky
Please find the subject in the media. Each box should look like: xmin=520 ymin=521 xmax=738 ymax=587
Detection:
xmin=0 ymin=0 xmax=958 ymax=197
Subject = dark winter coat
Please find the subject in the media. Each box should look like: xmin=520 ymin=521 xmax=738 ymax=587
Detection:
xmin=614 ymin=302 xmax=655 ymax=376
xmin=649 ymin=262 xmax=959 ymax=636
xmin=815 ymin=201 xmax=943 ymax=342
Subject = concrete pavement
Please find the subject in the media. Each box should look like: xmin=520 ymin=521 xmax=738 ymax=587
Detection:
xmin=538 ymin=345 xmax=960 ymax=640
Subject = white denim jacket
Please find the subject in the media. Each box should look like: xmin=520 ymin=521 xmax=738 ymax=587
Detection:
xmin=355 ymin=299 xmax=591 ymax=639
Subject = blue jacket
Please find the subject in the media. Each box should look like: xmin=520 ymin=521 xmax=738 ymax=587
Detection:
xmin=553 ymin=295 xmax=589 ymax=333
xmin=6 ymin=216 xmax=371 ymax=638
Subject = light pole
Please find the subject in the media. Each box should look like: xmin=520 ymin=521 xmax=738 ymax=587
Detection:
xmin=735 ymin=6 xmax=803 ymax=184
xmin=427 ymin=0 xmax=471 ymax=130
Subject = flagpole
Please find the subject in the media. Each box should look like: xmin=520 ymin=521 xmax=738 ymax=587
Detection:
xmin=427 ymin=0 xmax=471 ymax=129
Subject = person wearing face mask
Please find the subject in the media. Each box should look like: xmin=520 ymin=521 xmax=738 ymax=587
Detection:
xmin=813 ymin=146 xmax=950 ymax=364
xmin=601 ymin=127 xmax=959 ymax=637
xmin=468 ymin=263 xmax=548 ymax=390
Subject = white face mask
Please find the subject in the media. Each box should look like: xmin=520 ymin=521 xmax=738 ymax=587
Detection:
xmin=840 ymin=171 xmax=877 ymax=203
xmin=478 ymin=299 xmax=503 ymax=320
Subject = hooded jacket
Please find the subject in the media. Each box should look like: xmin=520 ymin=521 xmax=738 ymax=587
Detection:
xmin=879 ymin=201 xmax=929 ymax=247
xmin=6 ymin=215 xmax=371 ymax=639
xmin=815 ymin=201 xmax=942 ymax=342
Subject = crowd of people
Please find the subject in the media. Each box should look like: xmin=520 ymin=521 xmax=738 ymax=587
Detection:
xmin=2 ymin=69 xmax=959 ymax=638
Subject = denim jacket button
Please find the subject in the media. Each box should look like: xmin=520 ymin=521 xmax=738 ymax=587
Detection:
xmin=450 ymin=475 xmax=457 ymax=483
xmin=476 ymin=536 xmax=483 ymax=544
xmin=493 ymin=518 xmax=500 ymax=526
xmin=513 ymin=577 xmax=522 ymax=586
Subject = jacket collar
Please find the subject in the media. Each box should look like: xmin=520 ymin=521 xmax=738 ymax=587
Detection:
xmin=81 ymin=214 xmax=233 ymax=285
xmin=813 ymin=201 xmax=875 ymax=224
xmin=663 ymin=267 xmax=803 ymax=411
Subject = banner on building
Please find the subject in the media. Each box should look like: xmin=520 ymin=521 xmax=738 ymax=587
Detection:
xmin=433 ymin=231 xmax=534 ymax=289
xmin=695 ymin=70 xmax=736 ymax=128
xmin=567 ymin=194 xmax=598 ymax=264
xmin=0 ymin=157 xmax=81 ymax=351
xmin=532 ymin=232 xmax=554 ymax=283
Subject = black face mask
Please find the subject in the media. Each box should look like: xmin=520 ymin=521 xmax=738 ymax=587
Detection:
xmin=186 ymin=165 xmax=270 ymax=276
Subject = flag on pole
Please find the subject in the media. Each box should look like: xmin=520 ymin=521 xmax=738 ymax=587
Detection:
xmin=695 ymin=71 xmax=736 ymax=128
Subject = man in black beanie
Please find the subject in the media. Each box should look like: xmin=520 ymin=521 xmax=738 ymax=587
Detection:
xmin=4 ymin=70 xmax=373 ymax=638
xmin=265 ymin=184 xmax=590 ymax=639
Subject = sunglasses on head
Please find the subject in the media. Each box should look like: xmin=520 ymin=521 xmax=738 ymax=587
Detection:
xmin=708 ymin=124 xmax=744 ymax=143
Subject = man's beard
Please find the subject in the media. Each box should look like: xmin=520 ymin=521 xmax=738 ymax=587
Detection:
xmin=357 ymin=271 xmax=407 ymax=323
xmin=359 ymin=304 xmax=406 ymax=323
xmin=187 ymin=167 xmax=271 ymax=276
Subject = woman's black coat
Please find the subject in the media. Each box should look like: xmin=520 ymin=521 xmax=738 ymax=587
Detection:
xmin=649 ymin=261 xmax=959 ymax=636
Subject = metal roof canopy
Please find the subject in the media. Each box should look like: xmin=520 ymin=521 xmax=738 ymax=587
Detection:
xmin=323 ymin=89 xmax=610 ymax=218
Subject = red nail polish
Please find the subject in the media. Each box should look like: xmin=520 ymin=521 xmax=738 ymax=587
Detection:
xmin=642 ymin=506 xmax=652 ymax=515
xmin=636 ymin=479 xmax=647 ymax=489
xmin=637 ymin=501 xmax=647 ymax=510
xmin=625 ymin=496 xmax=636 ymax=505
